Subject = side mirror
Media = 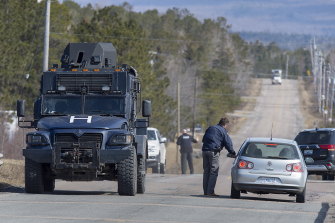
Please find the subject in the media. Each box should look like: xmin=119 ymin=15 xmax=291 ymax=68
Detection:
xmin=142 ymin=100 xmax=151 ymax=117
xmin=17 ymin=100 xmax=25 ymax=117
xmin=160 ymin=137 xmax=167 ymax=143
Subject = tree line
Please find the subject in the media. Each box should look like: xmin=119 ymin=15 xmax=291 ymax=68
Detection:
xmin=0 ymin=0 xmax=312 ymax=143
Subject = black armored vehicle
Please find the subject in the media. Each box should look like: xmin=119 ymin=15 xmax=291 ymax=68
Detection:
xmin=17 ymin=43 xmax=151 ymax=196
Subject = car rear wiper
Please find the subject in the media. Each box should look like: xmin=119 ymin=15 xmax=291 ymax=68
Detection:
xmin=266 ymin=156 xmax=289 ymax=160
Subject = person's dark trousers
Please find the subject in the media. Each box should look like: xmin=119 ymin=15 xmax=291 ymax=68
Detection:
xmin=181 ymin=152 xmax=194 ymax=174
xmin=202 ymin=150 xmax=220 ymax=195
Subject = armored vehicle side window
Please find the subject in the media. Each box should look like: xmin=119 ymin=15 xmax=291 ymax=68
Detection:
xmin=42 ymin=96 xmax=81 ymax=115
xmin=84 ymin=96 xmax=124 ymax=115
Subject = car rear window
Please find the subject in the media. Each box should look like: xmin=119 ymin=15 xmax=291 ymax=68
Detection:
xmin=241 ymin=142 xmax=299 ymax=160
xmin=294 ymin=131 xmax=335 ymax=145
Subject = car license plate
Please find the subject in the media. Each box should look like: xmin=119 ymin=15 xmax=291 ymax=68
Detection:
xmin=256 ymin=177 xmax=281 ymax=184
xmin=304 ymin=150 xmax=313 ymax=155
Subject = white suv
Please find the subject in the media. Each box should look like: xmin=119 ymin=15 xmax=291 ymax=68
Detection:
xmin=147 ymin=127 xmax=166 ymax=174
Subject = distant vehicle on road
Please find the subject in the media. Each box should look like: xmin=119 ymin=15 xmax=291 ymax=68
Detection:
xmin=294 ymin=128 xmax=335 ymax=181
xmin=271 ymin=69 xmax=282 ymax=85
xmin=230 ymin=138 xmax=307 ymax=203
xmin=147 ymin=127 xmax=167 ymax=174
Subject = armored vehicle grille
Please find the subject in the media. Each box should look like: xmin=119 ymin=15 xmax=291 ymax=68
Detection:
xmin=55 ymin=133 xmax=102 ymax=164
xmin=55 ymin=133 xmax=102 ymax=145
xmin=57 ymin=73 xmax=112 ymax=93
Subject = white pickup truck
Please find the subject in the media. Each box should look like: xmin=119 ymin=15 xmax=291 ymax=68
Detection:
xmin=146 ymin=127 xmax=167 ymax=174
xmin=272 ymin=69 xmax=282 ymax=85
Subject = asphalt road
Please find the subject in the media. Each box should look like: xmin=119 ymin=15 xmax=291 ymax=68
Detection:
xmin=0 ymin=79 xmax=334 ymax=223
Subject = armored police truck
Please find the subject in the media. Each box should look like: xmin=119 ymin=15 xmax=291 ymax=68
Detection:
xmin=17 ymin=42 xmax=151 ymax=196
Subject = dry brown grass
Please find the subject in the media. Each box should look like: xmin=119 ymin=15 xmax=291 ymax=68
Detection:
xmin=298 ymin=77 xmax=323 ymax=128
xmin=0 ymin=159 xmax=24 ymax=189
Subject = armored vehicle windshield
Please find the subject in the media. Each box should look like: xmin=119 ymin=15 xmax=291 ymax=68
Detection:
xmin=42 ymin=95 xmax=125 ymax=116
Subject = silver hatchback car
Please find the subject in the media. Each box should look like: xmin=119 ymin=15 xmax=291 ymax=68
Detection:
xmin=231 ymin=138 xmax=307 ymax=203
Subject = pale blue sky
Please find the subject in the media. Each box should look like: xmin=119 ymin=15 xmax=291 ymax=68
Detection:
xmin=68 ymin=0 xmax=335 ymax=36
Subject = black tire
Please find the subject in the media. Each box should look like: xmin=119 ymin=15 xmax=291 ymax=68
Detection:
xmin=160 ymin=163 xmax=165 ymax=174
xmin=152 ymin=161 xmax=160 ymax=173
xmin=322 ymin=173 xmax=334 ymax=180
xmin=43 ymin=164 xmax=55 ymax=192
xmin=44 ymin=178 xmax=55 ymax=192
xmin=296 ymin=187 xmax=306 ymax=203
xmin=230 ymin=182 xmax=240 ymax=199
xmin=322 ymin=173 xmax=328 ymax=180
xmin=25 ymin=158 xmax=44 ymax=194
xmin=137 ymin=156 xmax=146 ymax=194
xmin=117 ymin=148 xmax=137 ymax=196
xmin=327 ymin=174 xmax=335 ymax=181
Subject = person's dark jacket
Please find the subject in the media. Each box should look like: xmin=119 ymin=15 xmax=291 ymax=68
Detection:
xmin=202 ymin=124 xmax=235 ymax=154
xmin=177 ymin=133 xmax=198 ymax=153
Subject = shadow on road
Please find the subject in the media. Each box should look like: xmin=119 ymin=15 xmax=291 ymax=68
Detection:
xmin=236 ymin=195 xmax=296 ymax=203
xmin=52 ymin=190 xmax=118 ymax=196
xmin=190 ymin=195 xmax=231 ymax=199
xmin=314 ymin=202 xmax=329 ymax=223
xmin=0 ymin=183 xmax=24 ymax=193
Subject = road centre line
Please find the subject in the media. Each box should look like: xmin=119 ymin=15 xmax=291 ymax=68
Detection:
xmin=0 ymin=200 xmax=321 ymax=216
xmin=0 ymin=214 xmax=198 ymax=223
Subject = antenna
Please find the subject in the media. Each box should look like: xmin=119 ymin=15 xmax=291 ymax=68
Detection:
xmin=271 ymin=123 xmax=273 ymax=140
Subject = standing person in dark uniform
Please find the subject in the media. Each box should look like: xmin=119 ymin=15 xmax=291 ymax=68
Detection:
xmin=202 ymin=117 xmax=236 ymax=196
xmin=177 ymin=129 xmax=198 ymax=174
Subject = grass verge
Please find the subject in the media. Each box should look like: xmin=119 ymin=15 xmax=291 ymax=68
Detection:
xmin=0 ymin=159 xmax=24 ymax=189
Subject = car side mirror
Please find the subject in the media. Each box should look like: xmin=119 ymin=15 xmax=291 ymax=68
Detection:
xmin=160 ymin=137 xmax=167 ymax=143
xmin=142 ymin=100 xmax=151 ymax=117
xmin=17 ymin=100 xmax=25 ymax=117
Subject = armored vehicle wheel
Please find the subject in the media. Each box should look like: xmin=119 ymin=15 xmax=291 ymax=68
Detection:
xmin=137 ymin=156 xmax=146 ymax=194
xmin=43 ymin=164 xmax=55 ymax=192
xmin=160 ymin=163 xmax=165 ymax=174
xmin=25 ymin=158 xmax=44 ymax=194
xmin=118 ymin=148 xmax=137 ymax=196
xmin=44 ymin=178 xmax=55 ymax=192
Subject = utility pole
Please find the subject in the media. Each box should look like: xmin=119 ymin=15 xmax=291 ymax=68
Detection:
xmin=42 ymin=0 xmax=51 ymax=72
xmin=318 ymin=52 xmax=323 ymax=113
xmin=330 ymin=65 xmax=335 ymax=123
xmin=192 ymin=77 xmax=197 ymax=137
xmin=285 ymin=54 xmax=289 ymax=79
xmin=176 ymin=82 xmax=180 ymax=165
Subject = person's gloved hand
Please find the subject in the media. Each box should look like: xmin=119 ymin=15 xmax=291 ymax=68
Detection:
xmin=227 ymin=151 xmax=236 ymax=158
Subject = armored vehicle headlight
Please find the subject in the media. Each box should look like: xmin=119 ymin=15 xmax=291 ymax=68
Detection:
xmin=108 ymin=134 xmax=133 ymax=145
xmin=26 ymin=134 xmax=49 ymax=146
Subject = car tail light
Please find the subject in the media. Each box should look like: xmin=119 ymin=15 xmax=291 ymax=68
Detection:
xmin=326 ymin=163 xmax=334 ymax=170
xmin=238 ymin=160 xmax=254 ymax=169
xmin=319 ymin=144 xmax=335 ymax=150
xmin=286 ymin=162 xmax=303 ymax=172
